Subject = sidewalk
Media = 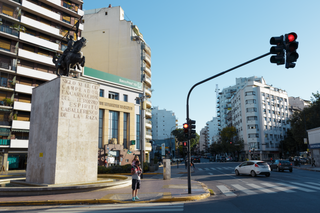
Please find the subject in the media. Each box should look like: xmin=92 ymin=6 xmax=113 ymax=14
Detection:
xmin=0 ymin=163 xmax=209 ymax=206
xmin=293 ymin=164 xmax=320 ymax=172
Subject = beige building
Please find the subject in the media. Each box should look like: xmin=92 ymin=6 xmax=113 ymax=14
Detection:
xmin=82 ymin=5 xmax=152 ymax=164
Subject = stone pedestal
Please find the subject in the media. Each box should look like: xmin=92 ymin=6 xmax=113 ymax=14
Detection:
xmin=26 ymin=77 xmax=99 ymax=185
xmin=163 ymin=159 xmax=171 ymax=180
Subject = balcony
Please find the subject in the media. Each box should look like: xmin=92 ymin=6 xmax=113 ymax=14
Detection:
xmin=145 ymin=119 xmax=152 ymax=129
xmin=145 ymin=88 xmax=152 ymax=98
xmin=13 ymin=101 xmax=31 ymax=112
xmin=19 ymin=32 xmax=59 ymax=51
xmin=145 ymin=142 xmax=152 ymax=151
xmin=15 ymin=83 xmax=33 ymax=95
xmin=144 ymin=75 xmax=151 ymax=88
xmin=146 ymin=99 xmax=152 ymax=109
xmin=142 ymin=65 xmax=151 ymax=77
xmin=10 ymin=139 xmax=28 ymax=148
xmin=0 ymin=139 xmax=10 ymax=146
xmin=22 ymin=0 xmax=60 ymax=21
xmin=18 ymin=49 xmax=55 ymax=66
xmin=20 ymin=15 xmax=60 ymax=36
xmin=142 ymin=54 xmax=151 ymax=67
xmin=12 ymin=120 xmax=30 ymax=130
xmin=0 ymin=78 xmax=14 ymax=91
xmin=0 ymin=25 xmax=19 ymax=37
xmin=17 ymin=66 xmax=56 ymax=81
xmin=145 ymin=109 xmax=152 ymax=119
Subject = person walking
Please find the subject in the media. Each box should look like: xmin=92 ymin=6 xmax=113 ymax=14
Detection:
xmin=131 ymin=155 xmax=139 ymax=166
xmin=312 ymin=158 xmax=316 ymax=167
xmin=131 ymin=160 xmax=142 ymax=201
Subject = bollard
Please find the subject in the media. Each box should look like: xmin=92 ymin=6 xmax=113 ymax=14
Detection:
xmin=163 ymin=159 xmax=171 ymax=180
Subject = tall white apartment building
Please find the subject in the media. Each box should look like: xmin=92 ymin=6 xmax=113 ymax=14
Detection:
xmin=289 ymin=97 xmax=310 ymax=111
xmin=206 ymin=117 xmax=220 ymax=144
xmin=0 ymin=0 xmax=84 ymax=170
xmin=151 ymin=107 xmax=177 ymax=140
xmin=199 ymin=127 xmax=206 ymax=152
xmin=230 ymin=77 xmax=290 ymax=160
xmin=82 ymin=6 xmax=153 ymax=162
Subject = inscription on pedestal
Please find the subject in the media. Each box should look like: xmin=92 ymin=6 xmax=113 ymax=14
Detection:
xmin=60 ymin=79 xmax=99 ymax=120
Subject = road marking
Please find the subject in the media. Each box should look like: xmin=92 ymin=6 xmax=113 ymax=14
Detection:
xmin=227 ymin=167 xmax=234 ymax=169
xmin=210 ymin=168 xmax=216 ymax=170
xmin=198 ymin=168 xmax=203 ymax=171
xmin=289 ymin=182 xmax=320 ymax=190
xmin=204 ymin=168 xmax=210 ymax=170
xmin=278 ymin=183 xmax=316 ymax=192
xmin=216 ymin=167 xmax=222 ymax=170
xmin=232 ymin=184 xmax=257 ymax=195
xmin=306 ymin=182 xmax=320 ymax=187
xmin=208 ymin=173 xmax=213 ymax=175
xmin=260 ymin=182 xmax=295 ymax=193
xmin=216 ymin=185 xmax=237 ymax=196
xmin=247 ymin=184 xmax=276 ymax=193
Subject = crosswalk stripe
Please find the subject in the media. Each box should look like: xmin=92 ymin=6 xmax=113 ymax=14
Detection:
xmin=228 ymin=167 xmax=234 ymax=169
xmin=208 ymin=173 xmax=213 ymax=175
xmin=260 ymin=182 xmax=295 ymax=193
xmin=211 ymin=168 xmax=216 ymax=170
xmin=217 ymin=185 xmax=237 ymax=196
xmin=232 ymin=184 xmax=257 ymax=195
xmin=278 ymin=183 xmax=316 ymax=192
xmin=216 ymin=167 xmax=222 ymax=170
xmin=290 ymin=182 xmax=320 ymax=190
xmin=204 ymin=168 xmax=210 ymax=170
xmin=306 ymin=182 xmax=320 ymax=187
xmin=247 ymin=184 xmax=276 ymax=193
xmin=198 ymin=168 xmax=203 ymax=171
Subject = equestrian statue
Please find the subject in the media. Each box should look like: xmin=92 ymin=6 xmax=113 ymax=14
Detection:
xmin=52 ymin=35 xmax=86 ymax=76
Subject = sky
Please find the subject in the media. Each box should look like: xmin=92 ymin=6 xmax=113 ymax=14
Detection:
xmin=83 ymin=0 xmax=320 ymax=133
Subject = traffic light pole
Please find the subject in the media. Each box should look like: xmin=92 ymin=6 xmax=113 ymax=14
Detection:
xmin=186 ymin=52 xmax=271 ymax=194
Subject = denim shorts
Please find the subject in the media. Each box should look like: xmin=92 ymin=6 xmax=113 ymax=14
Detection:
xmin=132 ymin=179 xmax=141 ymax=190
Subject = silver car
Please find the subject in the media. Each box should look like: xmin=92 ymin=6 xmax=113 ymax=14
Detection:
xmin=235 ymin=160 xmax=271 ymax=177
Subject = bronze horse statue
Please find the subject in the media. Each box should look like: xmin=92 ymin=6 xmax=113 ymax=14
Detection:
xmin=53 ymin=37 xmax=86 ymax=76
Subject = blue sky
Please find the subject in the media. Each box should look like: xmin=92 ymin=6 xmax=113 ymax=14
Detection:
xmin=83 ymin=0 xmax=320 ymax=133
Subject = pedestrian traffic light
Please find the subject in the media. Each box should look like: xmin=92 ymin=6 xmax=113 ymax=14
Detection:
xmin=230 ymin=141 xmax=232 ymax=144
xmin=188 ymin=119 xmax=196 ymax=139
xmin=183 ymin=123 xmax=189 ymax=138
xmin=183 ymin=142 xmax=187 ymax=146
xmin=270 ymin=35 xmax=285 ymax=65
xmin=285 ymin=32 xmax=299 ymax=69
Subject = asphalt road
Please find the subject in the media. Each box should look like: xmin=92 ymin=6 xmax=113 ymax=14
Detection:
xmin=2 ymin=158 xmax=320 ymax=213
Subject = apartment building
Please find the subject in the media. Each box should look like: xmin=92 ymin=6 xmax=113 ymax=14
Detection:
xmin=0 ymin=0 xmax=84 ymax=170
xmin=82 ymin=6 xmax=153 ymax=162
xmin=229 ymin=77 xmax=290 ymax=160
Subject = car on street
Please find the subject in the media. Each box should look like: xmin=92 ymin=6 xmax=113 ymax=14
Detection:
xmin=235 ymin=160 xmax=271 ymax=177
xmin=191 ymin=156 xmax=201 ymax=163
xmin=209 ymin=156 xmax=215 ymax=162
xmin=269 ymin=160 xmax=293 ymax=172
xmin=220 ymin=156 xmax=226 ymax=162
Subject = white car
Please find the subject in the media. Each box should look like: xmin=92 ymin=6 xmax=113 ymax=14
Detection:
xmin=235 ymin=160 xmax=271 ymax=177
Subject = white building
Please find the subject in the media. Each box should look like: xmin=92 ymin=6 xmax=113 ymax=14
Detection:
xmin=230 ymin=77 xmax=290 ymax=160
xmin=206 ymin=117 xmax=220 ymax=144
xmin=0 ymin=0 xmax=84 ymax=170
xmin=289 ymin=97 xmax=310 ymax=112
xmin=199 ymin=127 xmax=206 ymax=152
xmin=151 ymin=107 xmax=177 ymax=140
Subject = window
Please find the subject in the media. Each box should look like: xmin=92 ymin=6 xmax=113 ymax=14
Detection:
xmin=246 ymin=107 xmax=257 ymax=112
xmin=123 ymin=94 xmax=128 ymax=102
xmin=245 ymin=91 xmax=255 ymax=96
xmin=246 ymin=99 xmax=256 ymax=104
xmin=136 ymin=114 xmax=140 ymax=149
xmin=123 ymin=113 xmax=128 ymax=149
xmin=248 ymin=133 xmax=259 ymax=138
xmin=108 ymin=111 xmax=119 ymax=140
xmin=109 ymin=92 xmax=119 ymax=100
xmin=99 ymin=89 xmax=104 ymax=97
xmin=0 ymin=38 xmax=11 ymax=51
xmin=248 ymin=124 xmax=258 ymax=129
xmin=247 ymin=116 xmax=257 ymax=121
xmin=2 ymin=5 xmax=14 ymax=17
xmin=98 ymin=109 xmax=103 ymax=148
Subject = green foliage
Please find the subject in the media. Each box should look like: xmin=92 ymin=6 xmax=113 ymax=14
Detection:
xmin=3 ymin=98 xmax=13 ymax=106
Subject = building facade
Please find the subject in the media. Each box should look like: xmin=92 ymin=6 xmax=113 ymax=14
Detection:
xmin=0 ymin=0 xmax=84 ymax=170
xmin=82 ymin=6 xmax=153 ymax=163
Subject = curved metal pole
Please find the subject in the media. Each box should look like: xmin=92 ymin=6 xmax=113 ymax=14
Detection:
xmin=186 ymin=52 xmax=271 ymax=194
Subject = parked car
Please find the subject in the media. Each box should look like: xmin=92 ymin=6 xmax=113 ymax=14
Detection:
xmin=269 ymin=160 xmax=293 ymax=172
xmin=191 ymin=156 xmax=201 ymax=163
xmin=209 ymin=156 xmax=215 ymax=162
xmin=300 ymin=158 xmax=308 ymax=164
xmin=226 ymin=157 xmax=232 ymax=162
xmin=216 ymin=156 xmax=221 ymax=162
xmin=235 ymin=160 xmax=271 ymax=177
xmin=220 ymin=156 xmax=226 ymax=162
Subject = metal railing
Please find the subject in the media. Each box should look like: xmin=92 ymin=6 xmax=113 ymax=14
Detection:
xmin=0 ymin=139 xmax=10 ymax=145
xmin=0 ymin=25 xmax=19 ymax=37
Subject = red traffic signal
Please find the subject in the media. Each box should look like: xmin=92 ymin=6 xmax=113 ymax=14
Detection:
xmin=230 ymin=142 xmax=232 ymax=144
xmin=183 ymin=123 xmax=189 ymax=133
xmin=286 ymin=32 xmax=297 ymax=43
xmin=183 ymin=142 xmax=187 ymax=146
xmin=285 ymin=32 xmax=299 ymax=69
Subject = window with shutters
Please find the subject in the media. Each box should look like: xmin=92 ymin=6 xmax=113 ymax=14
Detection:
xmin=20 ymin=60 xmax=34 ymax=69
xmin=19 ymin=77 xmax=33 ymax=86
xmin=39 ymin=33 xmax=50 ymax=41
xmin=25 ymin=28 xmax=37 ymax=36
xmin=0 ymin=56 xmax=11 ymax=70
xmin=18 ymin=93 xmax=32 ymax=103
xmin=0 ymin=38 xmax=11 ymax=51
xmin=38 ymin=48 xmax=50 ymax=57
xmin=62 ymin=14 xmax=71 ymax=24
xmin=24 ymin=11 xmax=37 ymax=21
xmin=40 ymin=18 xmax=51 ymax=26
xmin=22 ymin=44 xmax=35 ymax=53
xmin=17 ymin=111 xmax=30 ymax=121
xmin=2 ymin=5 xmax=14 ymax=17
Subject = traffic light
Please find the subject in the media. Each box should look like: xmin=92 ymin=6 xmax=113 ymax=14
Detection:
xmin=270 ymin=35 xmax=285 ymax=65
xmin=285 ymin=32 xmax=299 ymax=69
xmin=183 ymin=123 xmax=189 ymax=138
xmin=230 ymin=141 xmax=232 ymax=145
xmin=188 ymin=119 xmax=196 ymax=139
xmin=183 ymin=142 xmax=187 ymax=154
